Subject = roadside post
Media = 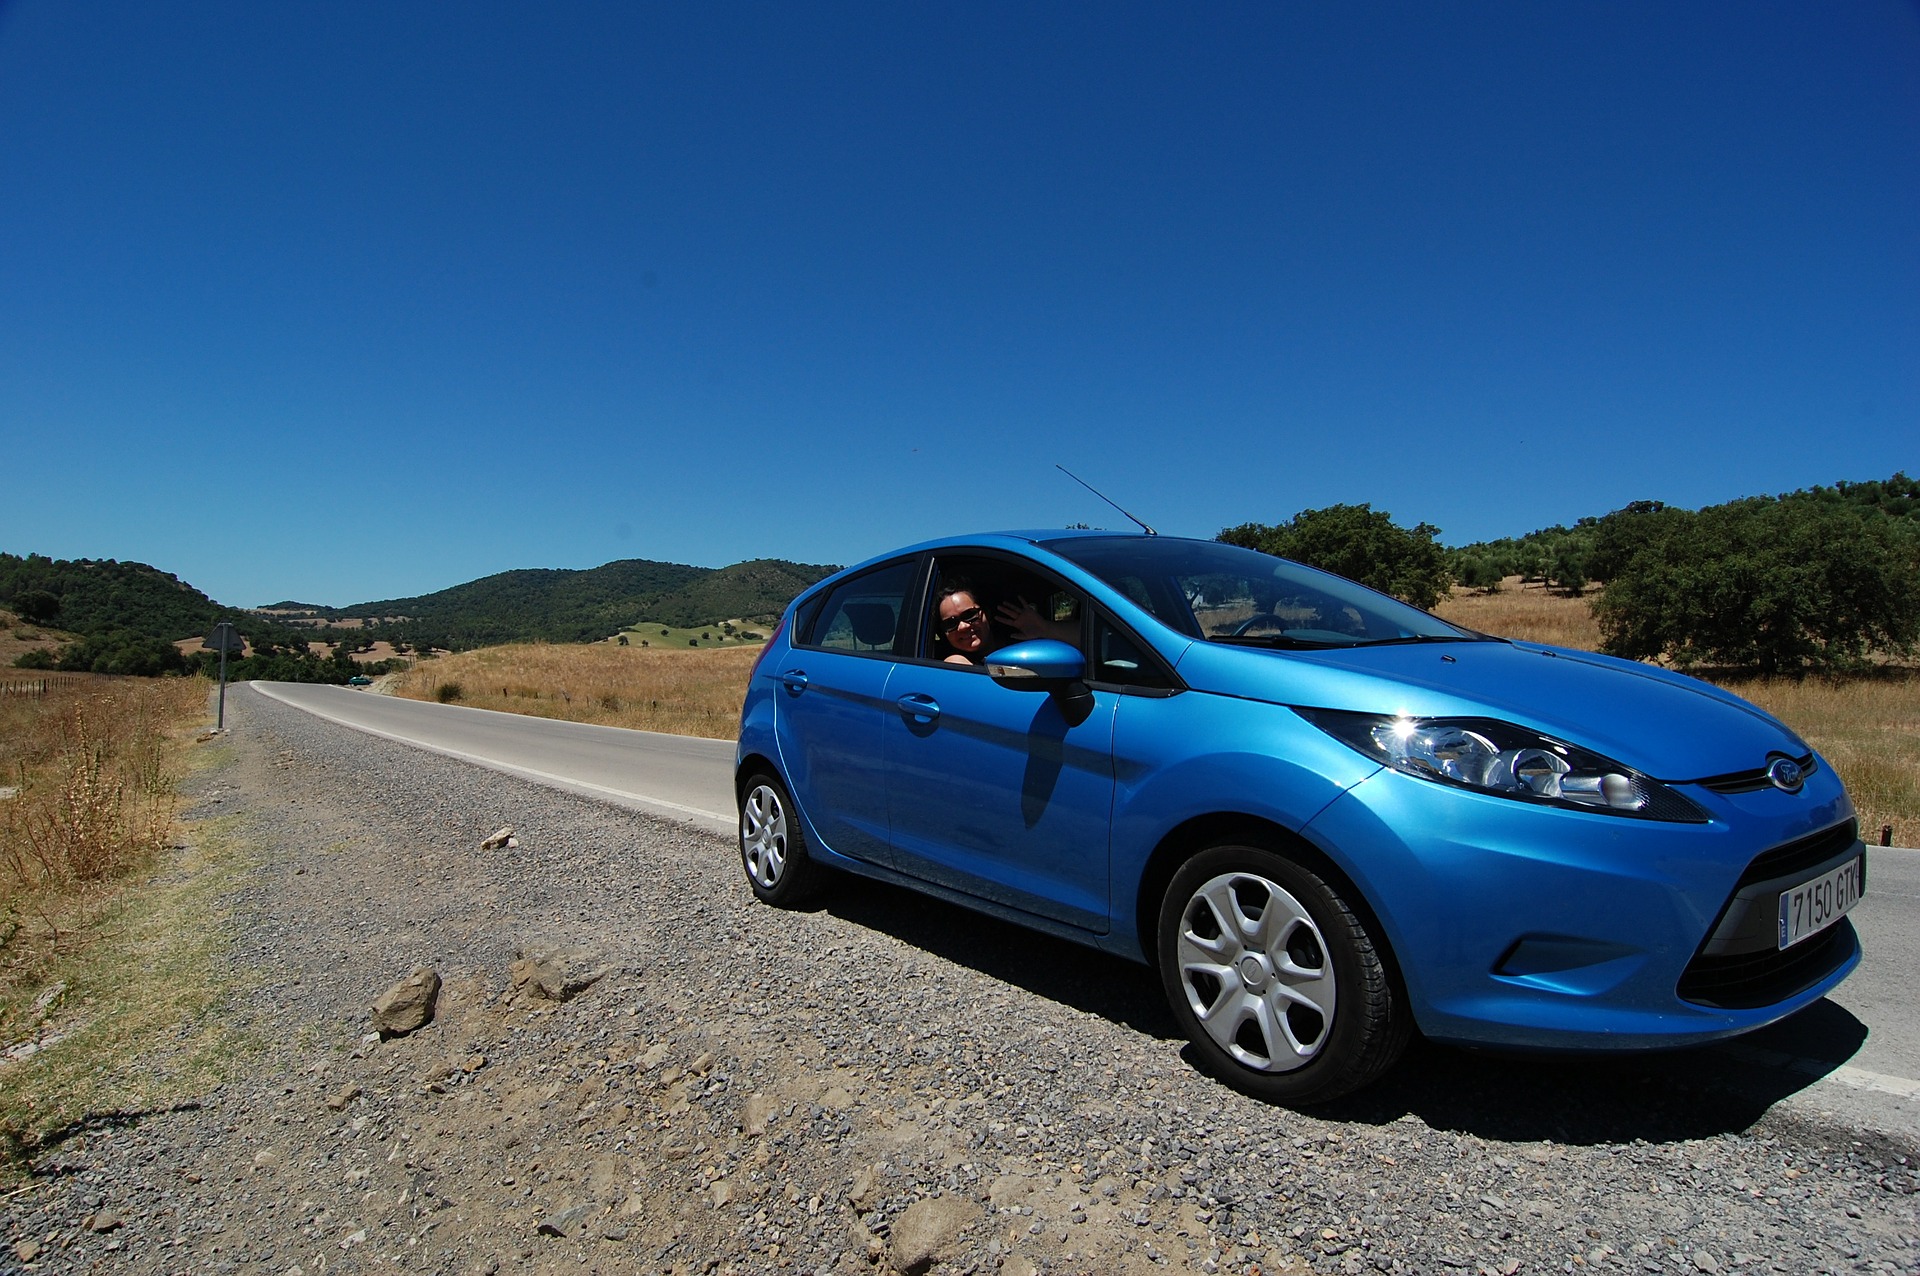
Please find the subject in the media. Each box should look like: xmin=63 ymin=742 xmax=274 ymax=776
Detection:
xmin=207 ymin=621 xmax=238 ymax=731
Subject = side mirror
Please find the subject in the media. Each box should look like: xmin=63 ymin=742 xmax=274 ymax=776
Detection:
xmin=985 ymin=639 xmax=1086 ymax=690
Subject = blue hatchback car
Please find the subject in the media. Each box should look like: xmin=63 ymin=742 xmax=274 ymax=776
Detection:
xmin=734 ymin=532 xmax=1865 ymax=1103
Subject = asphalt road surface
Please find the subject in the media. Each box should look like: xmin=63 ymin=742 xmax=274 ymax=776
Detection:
xmin=253 ymin=680 xmax=737 ymax=836
xmin=248 ymin=681 xmax=1920 ymax=1143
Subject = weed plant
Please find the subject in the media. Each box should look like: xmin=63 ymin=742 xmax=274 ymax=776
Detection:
xmin=0 ymin=674 xmax=223 ymax=1170
xmin=0 ymin=677 xmax=202 ymax=891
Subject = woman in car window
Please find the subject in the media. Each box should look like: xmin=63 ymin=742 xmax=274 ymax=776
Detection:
xmin=935 ymin=580 xmax=1075 ymax=665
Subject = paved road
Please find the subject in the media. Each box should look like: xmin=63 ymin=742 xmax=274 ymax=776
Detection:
xmin=251 ymin=681 xmax=737 ymax=836
xmin=247 ymin=680 xmax=1920 ymax=1141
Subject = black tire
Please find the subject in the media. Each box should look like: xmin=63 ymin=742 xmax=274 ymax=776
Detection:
xmin=737 ymin=771 xmax=820 ymax=907
xmin=1157 ymin=843 xmax=1407 ymax=1105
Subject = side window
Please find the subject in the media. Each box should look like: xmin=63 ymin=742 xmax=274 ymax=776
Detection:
xmin=925 ymin=555 xmax=1083 ymax=663
xmin=799 ymin=560 xmax=918 ymax=655
xmin=1092 ymin=613 xmax=1176 ymax=690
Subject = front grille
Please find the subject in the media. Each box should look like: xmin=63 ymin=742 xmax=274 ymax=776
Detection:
xmin=1735 ymin=819 xmax=1857 ymax=889
xmin=1675 ymin=819 xmax=1862 ymax=1009
xmin=1696 ymin=752 xmax=1817 ymax=794
xmin=1676 ymin=919 xmax=1857 ymax=1009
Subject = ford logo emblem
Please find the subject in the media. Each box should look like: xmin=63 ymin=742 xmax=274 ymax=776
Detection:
xmin=1766 ymin=756 xmax=1805 ymax=794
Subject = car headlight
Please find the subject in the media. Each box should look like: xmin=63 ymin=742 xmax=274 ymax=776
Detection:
xmin=1297 ymin=709 xmax=1708 ymax=823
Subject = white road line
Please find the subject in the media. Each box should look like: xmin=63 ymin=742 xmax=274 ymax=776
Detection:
xmin=1725 ymin=1042 xmax=1920 ymax=1099
xmin=1824 ymin=1065 xmax=1920 ymax=1100
xmin=249 ymin=683 xmax=735 ymax=834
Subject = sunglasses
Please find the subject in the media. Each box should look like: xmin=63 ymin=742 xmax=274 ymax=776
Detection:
xmin=938 ymin=605 xmax=987 ymax=635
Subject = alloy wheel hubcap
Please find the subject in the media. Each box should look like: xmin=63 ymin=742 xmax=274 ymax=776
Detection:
xmin=740 ymin=785 xmax=788 ymax=888
xmin=1175 ymin=870 xmax=1335 ymax=1073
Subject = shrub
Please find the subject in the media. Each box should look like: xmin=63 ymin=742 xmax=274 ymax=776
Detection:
xmin=11 ymin=590 xmax=60 ymax=625
xmin=0 ymin=679 xmax=199 ymax=889
xmin=55 ymin=630 xmax=187 ymax=677
xmin=1595 ymin=497 xmax=1920 ymax=675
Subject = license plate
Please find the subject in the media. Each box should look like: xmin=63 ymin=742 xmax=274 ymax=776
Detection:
xmin=1777 ymin=856 xmax=1864 ymax=950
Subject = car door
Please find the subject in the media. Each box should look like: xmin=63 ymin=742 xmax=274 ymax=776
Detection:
xmin=881 ymin=554 xmax=1118 ymax=933
xmin=773 ymin=556 xmax=921 ymax=869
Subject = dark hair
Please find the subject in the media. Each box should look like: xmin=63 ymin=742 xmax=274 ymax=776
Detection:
xmin=936 ymin=577 xmax=980 ymax=610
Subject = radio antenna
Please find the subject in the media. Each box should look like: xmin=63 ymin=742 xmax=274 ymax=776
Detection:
xmin=1056 ymin=464 xmax=1158 ymax=536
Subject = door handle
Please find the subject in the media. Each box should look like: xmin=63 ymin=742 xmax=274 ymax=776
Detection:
xmin=895 ymin=693 xmax=940 ymax=722
xmin=778 ymin=670 xmax=810 ymax=694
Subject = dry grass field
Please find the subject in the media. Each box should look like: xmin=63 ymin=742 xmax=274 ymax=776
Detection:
xmin=1432 ymin=577 xmax=1606 ymax=649
xmin=387 ymin=641 xmax=761 ymax=740
xmin=386 ymin=583 xmax=1916 ymax=845
xmin=0 ymin=609 xmax=76 ymax=668
xmin=1718 ymin=672 xmax=1920 ymax=846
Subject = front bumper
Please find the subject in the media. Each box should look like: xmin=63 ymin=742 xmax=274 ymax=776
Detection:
xmin=1300 ymin=761 xmax=1861 ymax=1051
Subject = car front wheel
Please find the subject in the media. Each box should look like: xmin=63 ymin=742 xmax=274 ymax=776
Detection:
xmin=737 ymin=772 xmax=820 ymax=907
xmin=1157 ymin=844 xmax=1406 ymax=1105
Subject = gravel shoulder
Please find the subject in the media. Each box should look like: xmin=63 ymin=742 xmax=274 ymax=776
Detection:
xmin=4 ymin=684 xmax=1916 ymax=1275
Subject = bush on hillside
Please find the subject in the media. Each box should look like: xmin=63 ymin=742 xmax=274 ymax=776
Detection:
xmin=1594 ymin=496 xmax=1920 ymax=676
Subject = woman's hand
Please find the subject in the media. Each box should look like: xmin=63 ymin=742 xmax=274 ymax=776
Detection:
xmin=995 ymin=597 xmax=1049 ymax=641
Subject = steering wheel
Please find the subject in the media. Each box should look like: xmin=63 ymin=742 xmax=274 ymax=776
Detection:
xmin=1231 ymin=614 xmax=1287 ymax=637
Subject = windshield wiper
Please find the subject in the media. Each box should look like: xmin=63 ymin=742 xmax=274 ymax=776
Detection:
xmin=1365 ymin=633 xmax=1488 ymax=647
xmin=1208 ymin=634 xmax=1349 ymax=650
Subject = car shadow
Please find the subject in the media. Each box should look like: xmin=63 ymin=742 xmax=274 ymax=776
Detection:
xmin=814 ymin=871 xmax=1870 ymax=1146
xmin=1307 ymin=997 xmax=1871 ymax=1144
xmin=817 ymin=872 xmax=1180 ymax=1039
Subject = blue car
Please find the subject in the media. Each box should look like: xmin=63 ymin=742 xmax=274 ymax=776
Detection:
xmin=734 ymin=532 xmax=1864 ymax=1103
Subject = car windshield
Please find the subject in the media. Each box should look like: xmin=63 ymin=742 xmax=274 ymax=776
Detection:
xmin=1041 ymin=536 xmax=1480 ymax=649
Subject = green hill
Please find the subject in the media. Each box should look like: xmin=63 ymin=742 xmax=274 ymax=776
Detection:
xmin=638 ymin=559 xmax=840 ymax=629
xmin=330 ymin=556 xmax=839 ymax=647
xmin=0 ymin=549 xmax=838 ymax=656
xmin=0 ymin=553 xmax=221 ymax=640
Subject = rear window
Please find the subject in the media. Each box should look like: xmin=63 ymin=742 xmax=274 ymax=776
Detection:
xmin=798 ymin=560 xmax=918 ymax=654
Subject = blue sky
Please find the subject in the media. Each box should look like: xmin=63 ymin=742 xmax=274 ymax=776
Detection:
xmin=2 ymin=3 xmax=1914 ymax=609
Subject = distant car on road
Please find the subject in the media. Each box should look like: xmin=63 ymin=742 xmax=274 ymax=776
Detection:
xmin=734 ymin=532 xmax=1865 ymax=1103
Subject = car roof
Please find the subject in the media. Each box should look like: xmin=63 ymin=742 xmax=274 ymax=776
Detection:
xmin=823 ymin=528 xmax=1155 ymax=579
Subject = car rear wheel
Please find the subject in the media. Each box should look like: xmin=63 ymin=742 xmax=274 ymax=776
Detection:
xmin=1158 ymin=844 xmax=1406 ymax=1105
xmin=738 ymin=772 xmax=819 ymax=907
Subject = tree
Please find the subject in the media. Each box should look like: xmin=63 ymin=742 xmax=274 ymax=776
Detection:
xmin=1456 ymin=556 xmax=1503 ymax=593
xmin=1549 ymin=545 xmax=1588 ymax=597
xmin=55 ymin=629 xmax=187 ymax=676
xmin=1584 ymin=500 xmax=1683 ymax=584
xmin=1594 ymin=496 xmax=1920 ymax=675
xmin=1219 ymin=504 xmax=1454 ymax=610
xmin=12 ymin=589 xmax=59 ymax=624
